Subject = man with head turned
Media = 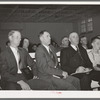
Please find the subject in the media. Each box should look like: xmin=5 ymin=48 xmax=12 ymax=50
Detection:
xmin=0 ymin=30 xmax=54 ymax=90
xmin=35 ymin=30 xmax=80 ymax=90
xmin=60 ymin=32 xmax=93 ymax=90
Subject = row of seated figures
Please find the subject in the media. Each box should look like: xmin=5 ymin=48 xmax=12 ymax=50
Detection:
xmin=0 ymin=52 xmax=99 ymax=90
xmin=29 ymin=51 xmax=100 ymax=91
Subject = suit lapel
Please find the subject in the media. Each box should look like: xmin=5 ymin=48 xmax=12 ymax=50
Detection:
xmin=41 ymin=45 xmax=50 ymax=56
xmin=7 ymin=47 xmax=18 ymax=69
xmin=49 ymin=45 xmax=58 ymax=66
xmin=41 ymin=45 xmax=58 ymax=66
xmin=69 ymin=46 xmax=78 ymax=54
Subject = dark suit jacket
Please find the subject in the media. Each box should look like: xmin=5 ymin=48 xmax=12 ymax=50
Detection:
xmin=60 ymin=45 xmax=93 ymax=75
xmin=35 ymin=44 xmax=63 ymax=80
xmin=0 ymin=47 xmax=37 ymax=82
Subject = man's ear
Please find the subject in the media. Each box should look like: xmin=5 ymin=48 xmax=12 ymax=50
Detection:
xmin=8 ymin=36 xmax=12 ymax=41
xmin=69 ymin=38 xmax=71 ymax=42
xmin=40 ymin=36 xmax=43 ymax=42
xmin=91 ymin=43 xmax=93 ymax=47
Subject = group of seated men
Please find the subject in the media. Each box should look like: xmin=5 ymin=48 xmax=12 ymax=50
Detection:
xmin=0 ymin=30 xmax=100 ymax=90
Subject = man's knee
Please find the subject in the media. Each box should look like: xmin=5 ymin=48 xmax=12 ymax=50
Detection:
xmin=66 ymin=76 xmax=80 ymax=83
xmin=52 ymin=77 xmax=77 ymax=90
xmin=74 ymin=77 xmax=80 ymax=83
xmin=81 ymin=74 xmax=91 ymax=83
xmin=5 ymin=82 xmax=21 ymax=90
xmin=27 ymin=79 xmax=54 ymax=90
xmin=65 ymin=76 xmax=80 ymax=90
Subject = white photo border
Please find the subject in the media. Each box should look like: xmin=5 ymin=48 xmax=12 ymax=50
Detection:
xmin=0 ymin=1 xmax=100 ymax=98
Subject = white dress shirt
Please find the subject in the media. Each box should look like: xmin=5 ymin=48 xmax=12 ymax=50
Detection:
xmin=88 ymin=49 xmax=100 ymax=67
xmin=71 ymin=44 xmax=77 ymax=51
xmin=10 ymin=46 xmax=22 ymax=73
xmin=43 ymin=44 xmax=50 ymax=54
xmin=43 ymin=44 xmax=56 ymax=68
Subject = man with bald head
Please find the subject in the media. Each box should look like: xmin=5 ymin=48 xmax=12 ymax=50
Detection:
xmin=0 ymin=30 xmax=54 ymax=90
xmin=60 ymin=32 xmax=93 ymax=90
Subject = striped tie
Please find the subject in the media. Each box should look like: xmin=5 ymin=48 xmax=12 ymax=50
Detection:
xmin=49 ymin=48 xmax=56 ymax=64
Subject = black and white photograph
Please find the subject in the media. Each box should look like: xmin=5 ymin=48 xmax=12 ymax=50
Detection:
xmin=0 ymin=0 xmax=100 ymax=98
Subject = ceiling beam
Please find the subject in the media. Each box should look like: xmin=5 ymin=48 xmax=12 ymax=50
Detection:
xmin=37 ymin=6 xmax=66 ymax=22
xmin=22 ymin=7 xmax=46 ymax=21
xmin=4 ymin=6 xmax=19 ymax=22
xmin=54 ymin=9 xmax=86 ymax=22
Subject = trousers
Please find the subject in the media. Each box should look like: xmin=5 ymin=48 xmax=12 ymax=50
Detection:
xmin=72 ymin=73 xmax=91 ymax=90
xmin=39 ymin=75 xmax=80 ymax=90
xmin=1 ymin=74 xmax=54 ymax=90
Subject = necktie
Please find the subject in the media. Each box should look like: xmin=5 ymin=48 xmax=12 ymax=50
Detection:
xmin=76 ymin=46 xmax=84 ymax=62
xmin=49 ymin=48 xmax=56 ymax=64
xmin=17 ymin=50 xmax=22 ymax=73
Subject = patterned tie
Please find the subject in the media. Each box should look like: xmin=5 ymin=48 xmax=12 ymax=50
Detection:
xmin=76 ymin=46 xmax=84 ymax=62
xmin=49 ymin=48 xmax=56 ymax=64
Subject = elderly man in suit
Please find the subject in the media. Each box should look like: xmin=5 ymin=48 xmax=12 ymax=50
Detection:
xmin=60 ymin=32 xmax=93 ymax=90
xmin=35 ymin=30 xmax=80 ymax=90
xmin=0 ymin=30 xmax=54 ymax=90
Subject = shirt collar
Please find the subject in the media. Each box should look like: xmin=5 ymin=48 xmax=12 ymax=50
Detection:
xmin=10 ymin=46 xmax=18 ymax=53
xmin=82 ymin=45 xmax=87 ymax=50
xmin=42 ymin=44 xmax=50 ymax=53
xmin=71 ymin=44 xmax=77 ymax=51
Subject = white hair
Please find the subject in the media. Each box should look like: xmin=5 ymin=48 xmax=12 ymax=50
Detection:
xmin=69 ymin=32 xmax=78 ymax=41
xmin=8 ymin=30 xmax=20 ymax=40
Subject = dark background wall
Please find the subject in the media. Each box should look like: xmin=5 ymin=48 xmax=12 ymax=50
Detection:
xmin=0 ymin=22 xmax=73 ymax=50
xmin=0 ymin=14 xmax=100 ymax=51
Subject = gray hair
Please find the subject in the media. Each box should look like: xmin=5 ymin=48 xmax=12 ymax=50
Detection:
xmin=69 ymin=32 xmax=78 ymax=40
xmin=8 ymin=30 xmax=20 ymax=40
